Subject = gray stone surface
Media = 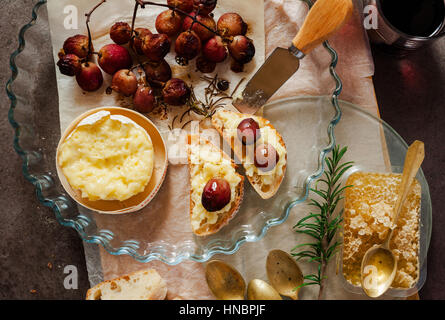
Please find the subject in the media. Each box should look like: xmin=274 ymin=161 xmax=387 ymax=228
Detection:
xmin=0 ymin=0 xmax=89 ymax=300
xmin=0 ymin=0 xmax=444 ymax=299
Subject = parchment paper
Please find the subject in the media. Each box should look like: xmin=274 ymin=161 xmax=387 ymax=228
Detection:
xmin=48 ymin=0 xmax=390 ymax=300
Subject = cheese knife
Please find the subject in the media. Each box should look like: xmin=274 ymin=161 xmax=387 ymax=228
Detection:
xmin=233 ymin=0 xmax=354 ymax=114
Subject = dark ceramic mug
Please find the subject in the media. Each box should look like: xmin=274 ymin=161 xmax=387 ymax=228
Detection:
xmin=364 ymin=0 xmax=445 ymax=50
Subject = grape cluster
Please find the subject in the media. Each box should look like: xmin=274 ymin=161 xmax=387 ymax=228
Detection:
xmin=159 ymin=1 xmax=256 ymax=72
xmin=55 ymin=0 xmax=256 ymax=116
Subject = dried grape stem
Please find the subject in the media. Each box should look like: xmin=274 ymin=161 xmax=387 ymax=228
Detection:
xmin=85 ymin=0 xmax=107 ymax=56
xmin=130 ymin=1 xmax=139 ymax=41
xmin=128 ymin=2 xmax=149 ymax=81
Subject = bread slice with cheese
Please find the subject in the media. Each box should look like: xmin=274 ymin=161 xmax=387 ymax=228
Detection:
xmin=211 ymin=109 xmax=287 ymax=199
xmin=85 ymin=269 xmax=167 ymax=300
xmin=188 ymin=135 xmax=244 ymax=236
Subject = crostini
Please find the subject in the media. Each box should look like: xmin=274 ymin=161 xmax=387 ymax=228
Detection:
xmin=211 ymin=109 xmax=287 ymax=199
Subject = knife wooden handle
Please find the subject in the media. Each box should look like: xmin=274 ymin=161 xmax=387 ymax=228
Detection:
xmin=392 ymin=140 xmax=425 ymax=224
xmin=292 ymin=0 xmax=354 ymax=54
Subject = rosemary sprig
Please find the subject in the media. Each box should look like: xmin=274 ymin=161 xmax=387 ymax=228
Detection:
xmin=170 ymin=75 xmax=245 ymax=129
xmin=291 ymin=145 xmax=354 ymax=299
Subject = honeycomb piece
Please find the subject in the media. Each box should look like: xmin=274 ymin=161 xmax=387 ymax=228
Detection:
xmin=342 ymin=172 xmax=420 ymax=289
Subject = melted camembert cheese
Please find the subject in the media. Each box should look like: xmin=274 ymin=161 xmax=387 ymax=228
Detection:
xmin=58 ymin=112 xmax=154 ymax=201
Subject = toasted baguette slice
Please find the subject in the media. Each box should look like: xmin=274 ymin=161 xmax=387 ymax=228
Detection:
xmin=85 ymin=269 xmax=167 ymax=300
xmin=211 ymin=109 xmax=287 ymax=199
xmin=187 ymin=135 xmax=244 ymax=236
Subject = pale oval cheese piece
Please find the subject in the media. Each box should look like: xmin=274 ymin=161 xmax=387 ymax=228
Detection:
xmin=58 ymin=112 xmax=154 ymax=201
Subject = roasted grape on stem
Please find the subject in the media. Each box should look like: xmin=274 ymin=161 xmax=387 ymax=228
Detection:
xmin=175 ymin=30 xmax=202 ymax=60
xmin=203 ymin=36 xmax=227 ymax=63
xmin=63 ymin=34 xmax=90 ymax=58
xmin=98 ymin=44 xmax=133 ymax=75
xmin=133 ymin=85 xmax=156 ymax=113
xmin=111 ymin=69 xmax=138 ymax=96
xmin=156 ymin=10 xmax=183 ymax=36
xmin=182 ymin=12 xmax=216 ymax=42
xmin=217 ymin=13 xmax=247 ymax=37
xmin=193 ymin=0 xmax=217 ymax=16
xmin=167 ymin=0 xmax=194 ymax=13
xmin=229 ymin=35 xmax=255 ymax=64
xmin=110 ymin=22 xmax=132 ymax=45
xmin=143 ymin=59 xmax=172 ymax=87
xmin=162 ymin=78 xmax=191 ymax=106
xmin=76 ymin=62 xmax=103 ymax=92
xmin=131 ymin=28 xmax=152 ymax=55
xmin=57 ymin=54 xmax=82 ymax=76
xmin=142 ymin=33 xmax=171 ymax=61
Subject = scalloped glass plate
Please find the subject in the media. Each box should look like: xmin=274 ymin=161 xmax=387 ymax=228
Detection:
xmin=7 ymin=0 xmax=343 ymax=265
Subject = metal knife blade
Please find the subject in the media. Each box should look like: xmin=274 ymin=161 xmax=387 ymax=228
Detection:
xmin=232 ymin=47 xmax=302 ymax=114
